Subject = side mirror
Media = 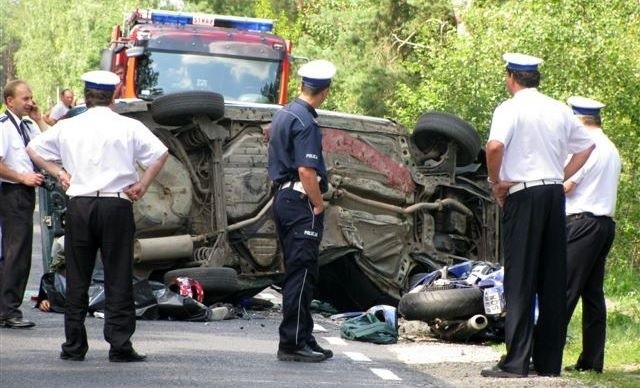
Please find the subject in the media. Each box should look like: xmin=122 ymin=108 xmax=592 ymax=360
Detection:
xmin=126 ymin=47 xmax=145 ymax=58
xmin=99 ymin=49 xmax=114 ymax=71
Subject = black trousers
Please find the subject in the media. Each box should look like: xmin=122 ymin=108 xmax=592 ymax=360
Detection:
xmin=273 ymin=187 xmax=324 ymax=351
xmin=0 ymin=183 xmax=35 ymax=319
xmin=501 ymin=185 xmax=567 ymax=375
xmin=62 ymin=197 xmax=136 ymax=357
xmin=566 ymin=213 xmax=615 ymax=372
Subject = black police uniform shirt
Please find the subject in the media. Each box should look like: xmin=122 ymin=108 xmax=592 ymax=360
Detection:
xmin=268 ymin=98 xmax=327 ymax=192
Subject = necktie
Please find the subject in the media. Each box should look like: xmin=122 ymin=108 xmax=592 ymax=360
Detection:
xmin=18 ymin=120 xmax=30 ymax=146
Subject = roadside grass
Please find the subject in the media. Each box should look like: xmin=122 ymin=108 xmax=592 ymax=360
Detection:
xmin=563 ymin=291 xmax=640 ymax=387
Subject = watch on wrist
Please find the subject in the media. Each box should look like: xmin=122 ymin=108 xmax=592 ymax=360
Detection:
xmin=487 ymin=177 xmax=497 ymax=185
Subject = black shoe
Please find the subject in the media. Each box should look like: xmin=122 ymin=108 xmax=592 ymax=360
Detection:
xmin=60 ymin=351 xmax=85 ymax=361
xmin=564 ymin=364 xmax=602 ymax=373
xmin=109 ymin=350 xmax=147 ymax=363
xmin=1 ymin=317 xmax=35 ymax=328
xmin=308 ymin=342 xmax=333 ymax=359
xmin=529 ymin=367 xmax=560 ymax=377
xmin=481 ymin=365 xmax=526 ymax=378
xmin=277 ymin=345 xmax=326 ymax=362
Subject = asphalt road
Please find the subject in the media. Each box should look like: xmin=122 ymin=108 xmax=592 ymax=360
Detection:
xmin=0 ymin=205 xmax=451 ymax=388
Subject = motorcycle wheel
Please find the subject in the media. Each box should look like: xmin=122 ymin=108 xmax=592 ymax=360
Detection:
xmin=398 ymin=287 xmax=484 ymax=321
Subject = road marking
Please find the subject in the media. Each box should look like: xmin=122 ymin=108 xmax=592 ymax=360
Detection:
xmin=324 ymin=336 xmax=348 ymax=346
xmin=370 ymin=368 xmax=402 ymax=381
xmin=344 ymin=351 xmax=371 ymax=362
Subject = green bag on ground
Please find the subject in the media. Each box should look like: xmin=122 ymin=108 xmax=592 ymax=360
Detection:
xmin=340 ymin=312 xmax=398 ymax=344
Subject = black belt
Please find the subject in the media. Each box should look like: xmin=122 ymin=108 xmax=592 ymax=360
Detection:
xmin=1 ymin=182 xmax=33 ymax=189
xmin=567 ymin=212 xmax=612 ymax=222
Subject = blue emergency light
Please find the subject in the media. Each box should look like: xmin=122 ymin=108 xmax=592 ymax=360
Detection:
xmin=138 ymin=9 xmax=274 ymax=32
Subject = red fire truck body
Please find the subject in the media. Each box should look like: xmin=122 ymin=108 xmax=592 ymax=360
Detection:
xmin=105 ymin=9 xmax=292 ymax=104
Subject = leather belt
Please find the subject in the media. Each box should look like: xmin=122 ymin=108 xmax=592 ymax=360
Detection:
xmin=72 ymin=191 xmax=132 ymax=202
xmin=567 ymin=212 xmax=611 ymax=222
xmin=508 ymin=179 xmax=563 ymax=195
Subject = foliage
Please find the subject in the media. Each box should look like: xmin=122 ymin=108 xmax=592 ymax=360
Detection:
xmin=565 ymin=294 xmax=640 ymax=386
xmin=2 ymin=0 xmax=157 ymax=109
xmin=389 ymin=0 xmax=640 ymax=289
xmin=291 ymin=0 xmax=437 ymax=115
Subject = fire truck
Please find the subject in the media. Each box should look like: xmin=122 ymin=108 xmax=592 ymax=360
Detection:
xmin=102 ymin=9 xmax=292 ymax=104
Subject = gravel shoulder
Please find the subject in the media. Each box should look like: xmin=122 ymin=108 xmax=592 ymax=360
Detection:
xmin=393 ymin=319 xmax=584 ymax=387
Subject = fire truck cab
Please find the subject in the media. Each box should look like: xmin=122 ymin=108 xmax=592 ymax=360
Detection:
xmin=102 ymin=9 xmax=292 ymax=104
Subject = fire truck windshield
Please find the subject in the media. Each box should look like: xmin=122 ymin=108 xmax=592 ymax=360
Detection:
xmin=136 ymin=50 xmax=281 ymax=103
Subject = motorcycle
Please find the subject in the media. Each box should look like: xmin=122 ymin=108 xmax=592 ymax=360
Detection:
xmin=398 ymin=261 xmax=508 ymax=342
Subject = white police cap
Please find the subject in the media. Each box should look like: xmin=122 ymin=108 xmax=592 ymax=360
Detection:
xmin=567 ymin=96 xmax=605 ymax=116
xmin=502 ymin=53 xmax=543 ymax=72
xmin=81 ymin=70 xmax=120 ymax=91
xmin=298 ymin=59 xmax=336 ymax=88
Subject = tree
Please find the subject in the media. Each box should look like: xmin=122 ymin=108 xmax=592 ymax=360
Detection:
xmin=391 ymin=0 xmax=639 ymax=285
xmin=3 ymin=0 xmax=157 ymax=108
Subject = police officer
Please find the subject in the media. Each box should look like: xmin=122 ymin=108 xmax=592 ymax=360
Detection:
xmin=482 ymin=53 xmax=595 ymax=378
xmin=0 ymin=80 xmax=48 ymax=329
xmin=27 ymin=70 xmax=168 ymax=362
xmin=564 ymin=96 xmax=621 ymax=373
xmin=268 ymin=60 xmax=336 ymax=362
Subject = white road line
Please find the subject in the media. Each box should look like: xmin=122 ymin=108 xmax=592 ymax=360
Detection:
xmin=344 ymin=352 xmax=371 ymax=362
xmin=323 ymin=336 xmax=348 ymax=346
xmin=370 ymin=368 xmax=402 ymax=381
xmin=313 ymin=323 xmax=328 ymax=332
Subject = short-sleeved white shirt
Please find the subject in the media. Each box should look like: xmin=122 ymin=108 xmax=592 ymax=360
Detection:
xmin=49 ymin=102 xmax=70 ymax=121
xmin=28 ymin=106 xmax=168 ymax=196
xmin=488 ymin=88 xmax=594 ymax=182
xmin=565 ymin=128 xmax=621 ymax=217
xmin=0 ymin=110 xmax=40 ymax=183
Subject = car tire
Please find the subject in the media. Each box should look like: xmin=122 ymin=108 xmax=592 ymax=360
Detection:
xmin=150 ymin=91 xmax=225 ymax=126
xmin=163 ymin=267 xmax=239 ymax=294
xmin=412 ymin=111 xmax=481 ymax=166
xmin=398 ymin=286 xmax=484 ymax=321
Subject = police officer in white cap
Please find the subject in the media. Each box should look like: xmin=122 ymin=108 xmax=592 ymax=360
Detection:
xmin=564 ymin=96 xmax=620 ymax=373
xmin=483 ymin=54 xmax=595 ymax=378
xmin=268 ymin=59 xmax=335 ymax=362
xmin=27 ymin=70 xmax=168 ymax=362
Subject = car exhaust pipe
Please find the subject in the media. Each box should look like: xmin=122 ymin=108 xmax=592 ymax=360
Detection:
xmin=134 ymin=235 xmax=197 ymax=263
xmin=467 ymin=314 xmax=488 ymax=330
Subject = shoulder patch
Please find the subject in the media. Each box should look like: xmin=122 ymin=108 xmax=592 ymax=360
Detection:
xmin=0 ymin=114 xmax=8 ymax=123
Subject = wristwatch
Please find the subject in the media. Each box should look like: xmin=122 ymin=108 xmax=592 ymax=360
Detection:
xmin=487 ymin=177 xmax=497 ymax=185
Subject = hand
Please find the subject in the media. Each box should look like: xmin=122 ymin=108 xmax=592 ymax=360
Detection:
xmin=28 ymin=101 xmax=42 ymax=122
xmin=491 ymin=181 xmax=514 ymax=208
xmin=58 ymin=170 xmax=71 ymax=191
xmin=21 ymin=172 xmax=44 ymax=187
xmin=563 ymin=181 xmax=575 ymax=194
xmin=312 ymin=203 xmax=324 ymax=215
xmin=124 ymin=181 xmax=148 ymax=201
xmin=38 ymin=299 xmax=51 ymax=312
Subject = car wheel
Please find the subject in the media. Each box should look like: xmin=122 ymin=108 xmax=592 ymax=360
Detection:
xmin=163 ymin=267 xmax=239 ymax=294
xmin=412 ymin=111 xmax=481 ymax=166
xmin=398 ymin=286 xmax=484 ymax=321
xmin=150 ymin=91 xmax=225 ymax=126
